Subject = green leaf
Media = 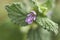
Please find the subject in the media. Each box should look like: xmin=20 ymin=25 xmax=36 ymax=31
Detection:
xmin=42 ymin=0 xmax=55 ymax=9
xmin=36 ymin=16 xmax=58 ymax=35
xmin=5 ymin=2 xmax=28 ymax=26
xmin=29 ymin=0 xmax=55 ymax=16
xmin=28 ymin=28 xmax=41 ymax=40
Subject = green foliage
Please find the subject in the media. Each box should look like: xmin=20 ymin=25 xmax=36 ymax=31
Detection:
xmin=5 ymin=0 xmax=58 ymax=40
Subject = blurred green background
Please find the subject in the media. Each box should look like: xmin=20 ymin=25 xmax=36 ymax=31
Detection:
xmin=0 ymin=0 xmax=23 ymax=40
xmin=0 ymin=0 xmax=60 ymax=40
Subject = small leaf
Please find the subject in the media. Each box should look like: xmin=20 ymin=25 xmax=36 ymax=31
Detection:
xmin=5 ymin=3 xmax=29 ymax=26
xmin=36 ymin=16 xmax=58 ymax=34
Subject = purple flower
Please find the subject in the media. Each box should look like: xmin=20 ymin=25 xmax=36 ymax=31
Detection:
xmin=25 ymin=11 xmax=36 ymax=24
